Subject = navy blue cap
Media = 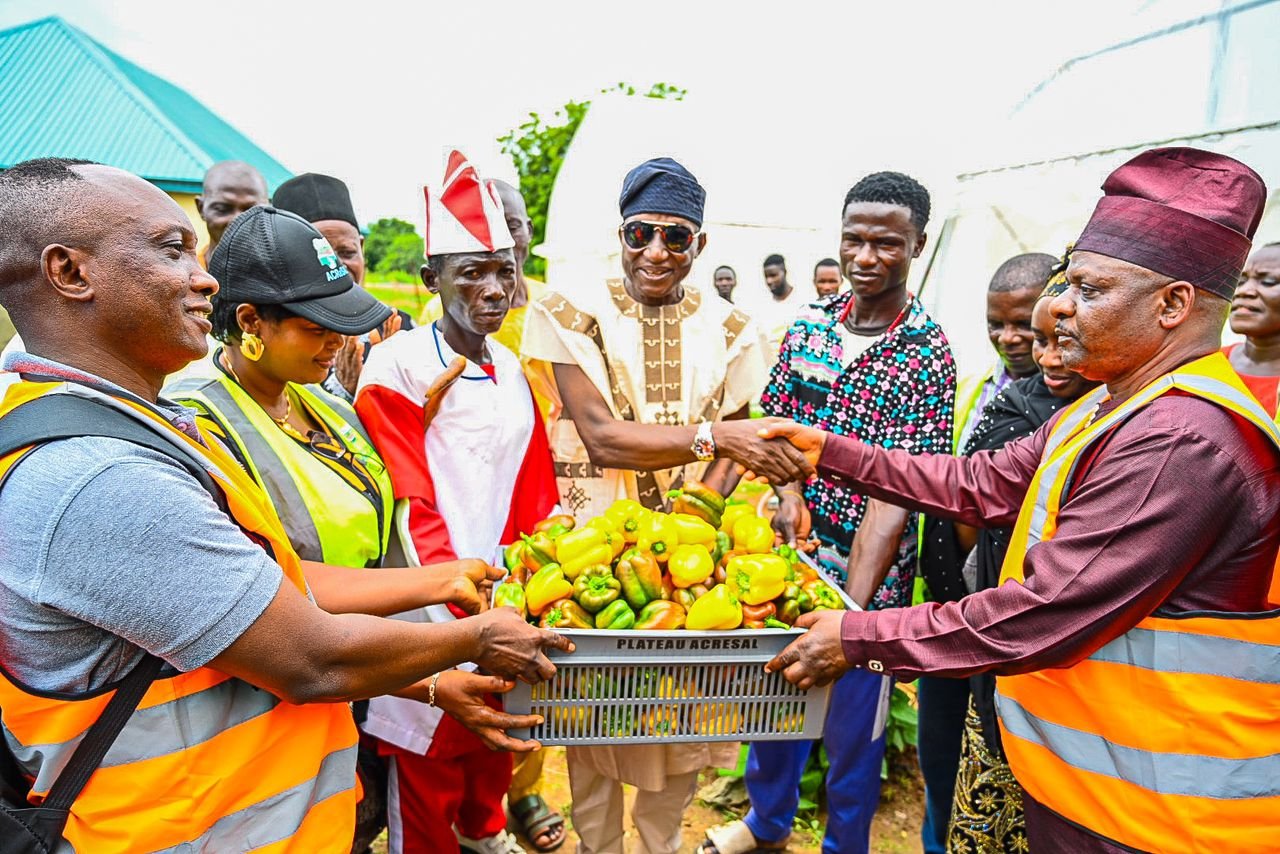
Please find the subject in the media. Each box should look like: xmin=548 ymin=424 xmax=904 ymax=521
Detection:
xmin=619 ymin=157 xmax=706 ymax=227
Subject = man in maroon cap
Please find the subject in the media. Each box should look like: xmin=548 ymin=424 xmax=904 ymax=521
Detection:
xmin=756 ymin=148 xmax=1280 ymax=853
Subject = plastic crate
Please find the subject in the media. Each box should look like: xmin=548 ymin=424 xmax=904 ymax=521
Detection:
xmin=507 ymin=561 xmax=852 ymax=746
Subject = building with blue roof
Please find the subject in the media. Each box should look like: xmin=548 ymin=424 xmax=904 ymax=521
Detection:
xmin=0 ymin=14 xmax=292 ymax=343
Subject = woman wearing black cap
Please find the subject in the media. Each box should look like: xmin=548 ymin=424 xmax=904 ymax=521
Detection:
xmin=167 ymin=206 xmax=508 ymax=852
xmin=170 ymin=205 xmax=402 ymax=571
xmin=271 ymin=172 xmax=411 ymax=400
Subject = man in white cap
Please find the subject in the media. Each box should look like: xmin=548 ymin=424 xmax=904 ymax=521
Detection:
xmin=355 ymin=152 xmax=558 ymax=854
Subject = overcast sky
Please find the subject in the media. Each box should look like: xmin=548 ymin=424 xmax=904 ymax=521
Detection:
xmin=0 ymin=0 xmax=1226 ymax=225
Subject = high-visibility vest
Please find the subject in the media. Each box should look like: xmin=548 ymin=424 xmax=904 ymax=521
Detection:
xmin=951 ymin=366 xmax=994 ymax=452
xmin=168 ymin=372 xmax=393 ymax=568
xmin=994 ymin=352 xmax=1280 ymax=853
xmin=0 ymin=379 xmax=359 ymax=853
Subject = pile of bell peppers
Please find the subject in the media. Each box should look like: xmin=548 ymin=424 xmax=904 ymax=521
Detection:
xmin=496 ymin=486 xmax=846 ymax=632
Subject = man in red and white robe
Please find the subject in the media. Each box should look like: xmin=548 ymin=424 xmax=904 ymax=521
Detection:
xmin=355 ymin=151 xmax=557 ymax=854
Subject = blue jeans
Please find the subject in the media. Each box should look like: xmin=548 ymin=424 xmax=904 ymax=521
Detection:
xmin=916 ymin=675 xmax=970 ymax=854
xmin=744 ymin=669 xmax=889 ymax=854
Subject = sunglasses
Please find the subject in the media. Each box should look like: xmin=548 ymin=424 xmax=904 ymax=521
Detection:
xmin=308 ymin=430 xmax=386 ymax=477
xmin=619 ymin=221 xmax=700 ymax=253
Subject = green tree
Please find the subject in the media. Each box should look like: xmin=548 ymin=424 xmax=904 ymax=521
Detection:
xmin=378 ymin=232 xmax=427 ymax=276
xmin=364 ymin=218 xmax=423 ymax=275
xmin=498 ymin=82 xmax=687 ymax=279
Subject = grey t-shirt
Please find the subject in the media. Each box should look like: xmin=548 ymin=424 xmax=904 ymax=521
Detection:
xmin=0 ymin=432 xmax=283 ymax=693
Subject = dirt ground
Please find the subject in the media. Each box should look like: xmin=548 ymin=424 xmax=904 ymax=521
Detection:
xmin=374 ymin=746 xmax=924 ymax=853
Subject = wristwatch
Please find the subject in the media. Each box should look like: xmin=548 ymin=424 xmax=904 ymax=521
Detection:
xmin=692 ymin=421 xmax=716 ymax=462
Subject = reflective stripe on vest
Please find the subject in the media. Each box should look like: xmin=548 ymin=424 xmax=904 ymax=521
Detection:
xmin=169 ymin=373 xmax=392 ymax=567
xmin=993 ymin=353 xmax=1280 ymax=853
xmin=0 ymin=380 xmax=358 ymax=853
xmin=951 ymin=368 xmax=993 ymax=453
xmin=914 ymin=369 xmax=993 ymax=604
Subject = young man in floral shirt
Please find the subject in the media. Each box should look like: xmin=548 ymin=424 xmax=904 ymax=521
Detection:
xmin=702 ymin=172 xmax=955 ymax=854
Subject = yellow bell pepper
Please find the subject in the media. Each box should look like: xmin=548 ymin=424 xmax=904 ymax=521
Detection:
xmin=668 ymin=544 xmax=714 ymax=588
xmin=637 ymin=511 xmax=679 ymax=563
xmin=719 ymin=503 xmax=755 ymax=535
xmin=693 ymin=701 xmax=744 ymax=736
xmin=584 ymin=517 xmax=626 ymax=558
xmin=560 ymin=543 xmax=615 ymax=580
xmin=526 ymin=563 xmax=573 ymax=616
xmin=603 ymin=499 xmax=649 ymax=543
xmin=556 ymin=526 xmax=609 ymax=564
xmin=686 ymin=584 xmax=743 ymax=630
xmin=671 ymin=513 xmax=717 ymax=548
xmin=726 ymin=554 xmax=790 ymax=605
xmin=732 ymin=515 xmax=775 ymax=554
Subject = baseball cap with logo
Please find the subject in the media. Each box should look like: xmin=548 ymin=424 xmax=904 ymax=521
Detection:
xmin=208 ymin=205 xmax=392 ymax=335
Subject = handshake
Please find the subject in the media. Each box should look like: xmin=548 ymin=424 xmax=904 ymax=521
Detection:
xmin=710 ymin=417 xmax=827 ymax=484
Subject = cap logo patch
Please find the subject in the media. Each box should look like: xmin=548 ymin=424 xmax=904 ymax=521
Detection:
xmin=313 ymin=237 xmax=340 ymax=270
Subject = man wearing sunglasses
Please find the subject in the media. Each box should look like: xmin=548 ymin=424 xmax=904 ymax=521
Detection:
xmin=524 ymin=157 xmax=808 ymax=854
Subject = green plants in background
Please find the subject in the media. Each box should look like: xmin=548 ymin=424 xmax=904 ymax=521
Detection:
xmin=497 ymin=82 xmax=686 ymax=280
xmin=363 ymin=218 xmax=424 ymax=276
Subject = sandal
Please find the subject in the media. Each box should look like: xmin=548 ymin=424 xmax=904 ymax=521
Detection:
xmin=509 ymin=794 xmax=566 ymax=853
xmin=698 ymin=820 xmax=789 ymax=854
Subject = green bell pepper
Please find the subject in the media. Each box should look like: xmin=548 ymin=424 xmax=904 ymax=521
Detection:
xmin=594 ymin=599 xmax=637 ymax=630
xmin=711 ymin=530 xmax=732 ymax=565
xmin=803 ymin=579 xmax=844 ymax=611
xmin=572 ymin=564 xmax=622 ymax=613
xmin=615 ymin=549 xmax=663 ymax=609
xmin=493 ymin=579 xmax=526 ymax=617
xmin=503 ymin=541 xmax=526 ymax=575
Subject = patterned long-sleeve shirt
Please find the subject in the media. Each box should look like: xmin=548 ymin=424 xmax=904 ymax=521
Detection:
xmin=760 ymin=292 xmax=955 ymax=607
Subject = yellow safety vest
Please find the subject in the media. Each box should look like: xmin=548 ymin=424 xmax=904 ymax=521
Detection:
xmin=995 ymin=352 xmax=1280 ymax=853
xmin=0 ymin=379 xmax=359 ymax=853
xmin=951 ymin=367 xmax=994 ymax=452
xmin=169 ymin=371 xmax=393 ymax=568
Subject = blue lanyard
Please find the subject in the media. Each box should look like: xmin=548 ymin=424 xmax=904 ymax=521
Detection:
xmin=431 ymin=322 xmax=495 ymax=383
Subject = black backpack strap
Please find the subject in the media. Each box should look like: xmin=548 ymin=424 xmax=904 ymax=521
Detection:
xmin=40 ymin=654 xmax=165 ymax=811
xmin=0 ymin=392 xmax=222 ymax=839
xmin=0 ymin=393 xmax=221 ymax=505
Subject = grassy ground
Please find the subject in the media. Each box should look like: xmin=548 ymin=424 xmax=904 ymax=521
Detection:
xmin=366 ymin=280 xmax=430 ymax=320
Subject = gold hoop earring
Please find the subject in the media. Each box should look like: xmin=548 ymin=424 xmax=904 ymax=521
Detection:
xmin=240 ymin=333 xmax=265 ymax=362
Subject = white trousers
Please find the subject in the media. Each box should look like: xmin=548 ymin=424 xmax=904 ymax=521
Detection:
xmin=569 ymin=764 xmax=699 ymax=854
